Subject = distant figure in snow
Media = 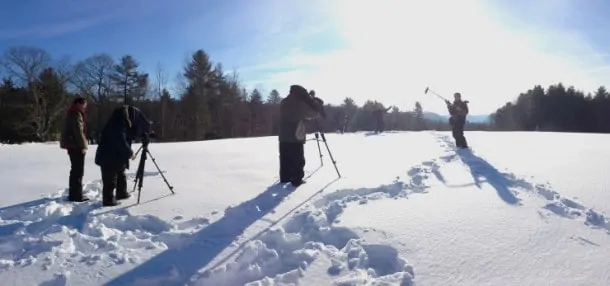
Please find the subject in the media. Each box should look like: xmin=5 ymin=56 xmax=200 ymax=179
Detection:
xmin=373 ymin=104 xmax=392 ymax=133
xmin=278 ymin=85 xmax=325 ymax=187
xmin=60 ymin=96 xmax=89 ymax=202
xmin=446 ymin=92 xmax=469 ymax=149
xmin=333 ymin=112 xmax=349 ymax=134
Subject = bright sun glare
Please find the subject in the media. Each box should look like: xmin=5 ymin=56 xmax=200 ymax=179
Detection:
xmin=266 ymin=0 xmax=602 ymax=114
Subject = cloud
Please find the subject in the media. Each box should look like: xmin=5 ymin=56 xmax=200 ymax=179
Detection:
xmin=0 ymin=14 xmax=117 ymax=40
xmin=0 ymin=0 xmax=138 ymax=40
xmin=239 ymin=0 xmax=610 ymax=114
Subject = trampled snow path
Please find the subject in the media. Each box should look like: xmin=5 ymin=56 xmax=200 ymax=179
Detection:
xmin=191 ymin=132 xmax=610 ymax=285
xmin=192 ymin=134 xmax=605 ymax=285
xmin=191 ymin=180 xmax=417 ymax=286
xmin=431 ymin=133 xmax=609 ymax=234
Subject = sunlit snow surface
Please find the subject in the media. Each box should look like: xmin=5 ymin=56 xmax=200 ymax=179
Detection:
xmin=0 ymin=131 xmax=608 ymax=285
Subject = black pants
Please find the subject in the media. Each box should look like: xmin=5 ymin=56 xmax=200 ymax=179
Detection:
xmin=451 ymin=124 xmax=468 ymax=148
xmin=375 ymin=118 xmax=385 ymax=133
xmin=68 ymin=149 xmax=85 ymax=200
xmin=101 ymin=166 xmax=128 ymax=205
xmin=279 ymin=142 xmax=305 ymax=183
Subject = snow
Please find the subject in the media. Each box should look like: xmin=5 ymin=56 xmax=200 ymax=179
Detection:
xmin=1 ymin=131 xmax=609 ymax=285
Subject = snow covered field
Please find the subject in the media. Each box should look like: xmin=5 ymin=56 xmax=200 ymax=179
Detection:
xmin=1 ymin=131 xmax=609 ymax=286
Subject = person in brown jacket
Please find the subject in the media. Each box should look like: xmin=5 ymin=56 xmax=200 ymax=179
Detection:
xmin=278 ymin=85 xmax=325 ymax=186
xmin=60 ymin=97 xmax=89 ymax=202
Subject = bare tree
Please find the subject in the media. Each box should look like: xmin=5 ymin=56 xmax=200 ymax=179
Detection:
xmin=155 ymin=62 xmax=168 ymax=136
xmin=54 ymin=55 xmax=74 ymax=90
xmin=2 ymin=46 xmax=51 ymax=85
xmin=72 ymin=54 xmax=115 ymax=135
xmin=2 ymin=46 xmax=57 ymax=140
xmin=72 ymin=54 xmax=114 ymax=103
xmin=154 ymin=62 xmax=167 ymax=98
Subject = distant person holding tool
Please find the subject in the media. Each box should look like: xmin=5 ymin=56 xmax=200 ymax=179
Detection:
xmin=446 ymin=92 xmax=469 ymax=149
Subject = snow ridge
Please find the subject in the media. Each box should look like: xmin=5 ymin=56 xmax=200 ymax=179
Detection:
xmin=0 ymin=177 xmax=209 ymax=284
xmin=193 ymin=179 xmax=419 ymax=286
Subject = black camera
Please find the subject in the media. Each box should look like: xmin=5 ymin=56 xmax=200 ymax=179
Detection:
xmin=127 ymin=105 xmax=154 ymax=141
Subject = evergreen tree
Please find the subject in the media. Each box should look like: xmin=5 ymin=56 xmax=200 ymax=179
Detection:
xmin=111 ymin=55 xmax=148 ymax=103
xmin=414 ymin=101 xmax=425 ymax=130
xmin=181 ymin=50 xmax=214 ymax=140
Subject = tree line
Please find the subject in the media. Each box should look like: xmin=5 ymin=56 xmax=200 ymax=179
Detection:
xmin=0 ymin=45 xmax=491 ymax=144
xmin=491 ymin=83 xmax=610 ymax=132
xmin=9 ymin=45 xmax=607 ymax=144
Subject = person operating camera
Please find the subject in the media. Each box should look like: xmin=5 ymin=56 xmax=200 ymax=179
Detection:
xmin=95 ymin=106 xmax=137 ymax=206
xmin=278 ymin=85 xmax=325 ymax=187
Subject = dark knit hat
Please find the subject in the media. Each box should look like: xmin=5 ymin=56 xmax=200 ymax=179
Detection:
xmin=290 ymin=85 xmax=308 ymax=95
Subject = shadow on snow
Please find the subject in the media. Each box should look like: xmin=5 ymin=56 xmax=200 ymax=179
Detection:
xmin=456 ymin=148 xmax=521 ymax=205
xmin=104 ymin=170 xmax=337 ymax=286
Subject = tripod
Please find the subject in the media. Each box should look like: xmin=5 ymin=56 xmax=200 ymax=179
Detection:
xmin=313 ymin=120 xmax=341 ymax=178
xmin=131 ymin=136 xmax=175 ymax=204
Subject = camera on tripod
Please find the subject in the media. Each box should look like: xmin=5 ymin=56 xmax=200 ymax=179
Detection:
xmin=126 ymin=105 xmax=175 ymax=204
xmin=140 ymin=131 xmax=156 ymax=148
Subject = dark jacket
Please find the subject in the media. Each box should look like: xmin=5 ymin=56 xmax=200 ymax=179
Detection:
xmin=373 ymin=106 xmax=392 ymax=119
xmin=95 ymin=106 xmax=134 ymax=170
xmin=447 ymin=100 xmax=469 ymax=126
xmin=60 ymin=105 xmax=88 ymax=151
xmin=279 ymin=86 xmax=322 ymax=143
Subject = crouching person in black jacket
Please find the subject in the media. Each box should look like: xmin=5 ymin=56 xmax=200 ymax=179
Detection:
xmin=95 ymin=106 xmax=136 ymax=206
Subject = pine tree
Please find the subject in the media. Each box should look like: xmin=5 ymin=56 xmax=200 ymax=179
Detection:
xmin=181 ymin=50 xmax=214 ymax=140
xmin=111 ymin=55 xmax=148 ymax=103
xmin=248 ymin=89 xmax=265 ymax=135
xmin=267 ymin=89 xmax=282 ymax=104
xmin=414 ymin=101 xmax=425 ymax=130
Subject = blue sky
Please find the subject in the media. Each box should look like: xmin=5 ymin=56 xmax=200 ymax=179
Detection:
xmin=1 ymin=0 xmax=609 ymax=115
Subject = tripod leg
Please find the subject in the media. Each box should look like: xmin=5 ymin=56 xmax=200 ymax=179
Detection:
xmin=136 ymin=151 xmax=147 ymax=204
xmin=131 ymin=150 xmax=145 ymax=194
xmin=146 ymin=149 xmax=175 ymax=194
xmin=133 ymin=145 xmax=143 ymax=158
xmin=131 ymin=145 xmax=144 ymax=188
xmin=131 ymin=176 xmax=139 ymax=193
xmin=315 ymin=133 xmax=323 ymax=166
xmin=320 ymin=133 xmax=341 ymax=178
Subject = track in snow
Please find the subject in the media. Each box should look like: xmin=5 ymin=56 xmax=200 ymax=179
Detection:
xmin=432 ymin=133 xmax=609 ymax=235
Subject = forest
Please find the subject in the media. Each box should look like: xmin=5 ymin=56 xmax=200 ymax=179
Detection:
xmin=0 ymin=45 xmax=607 ymax=144
xmin=490 ymin=84 xmax=610 ymax=132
